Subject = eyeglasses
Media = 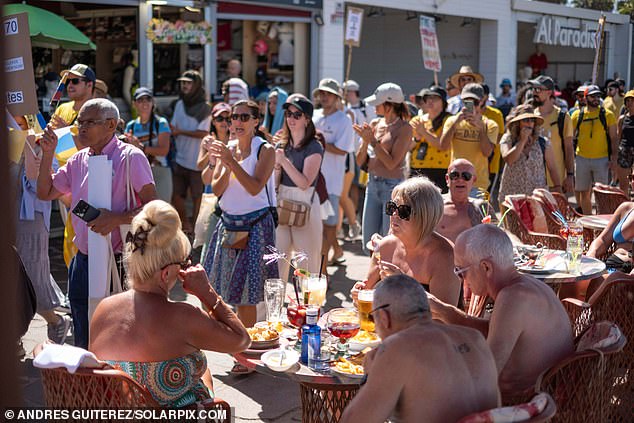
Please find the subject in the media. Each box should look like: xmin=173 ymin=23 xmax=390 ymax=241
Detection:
xmin=448 ymin=171 xmax=473 ymax=181
xmin=161 ymin=255 xmax=192 ymax=271
xmin=231 ymin=113 xmax=256 ymax=122
xmin=385 ymin=200 xmax=412 ymax=220
xmin=285 ymin=110 xmax=304 ymax=120
xmin=76 ymin=119 xmax=109 ymax=128
xmin=214 ymin=116 xmax=230 ymax=123
xmin=453 ymin=263 xmax=474 ymax=281
xmin=67 ymin=78 xmax=86 ymax=85
xmin=369 ymin=303 xmax=390 ymax=317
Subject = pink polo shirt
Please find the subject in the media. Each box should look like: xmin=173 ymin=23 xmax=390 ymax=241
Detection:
xmin=52 ymin=136 xmax=155 ymax=255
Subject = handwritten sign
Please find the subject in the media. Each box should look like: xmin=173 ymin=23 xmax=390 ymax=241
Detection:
xmin=345 ymin=7 xmax=364 ymax=47
xmin=419 ymin=15 xmax=442 ymax=73
xmin=3 ymin=13 xmax=38 ymax=116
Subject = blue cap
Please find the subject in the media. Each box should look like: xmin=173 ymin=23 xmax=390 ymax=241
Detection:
xmin=500 ymin=78 xmax=512 ymax=88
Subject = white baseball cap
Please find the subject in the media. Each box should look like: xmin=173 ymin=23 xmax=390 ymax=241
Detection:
xmin=364 ymin=83 xmax=405 ymax=106
xmin=343 ymin=80 xmax=360 ymax=92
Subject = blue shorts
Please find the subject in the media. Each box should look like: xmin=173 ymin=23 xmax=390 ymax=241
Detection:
xmin=323 ymin=194 xmax=340 ymax=226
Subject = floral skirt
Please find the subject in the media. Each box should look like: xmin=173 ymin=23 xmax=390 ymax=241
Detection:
xmin=203 ymin=207 xmax=278 ymax=305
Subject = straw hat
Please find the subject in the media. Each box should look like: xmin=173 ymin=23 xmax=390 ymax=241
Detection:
xmin=450 ymin=65 xmax=484 ymax=88
xmin=506 ymin=107 xmax=544 ymax=126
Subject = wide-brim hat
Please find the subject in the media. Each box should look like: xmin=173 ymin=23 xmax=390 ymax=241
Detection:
xmin=312 ymin=78 xmax=342 ymax=99
xmin=507 ymin=112 xmax=544 ymax=126
xmin=450 ymin=65 xmax=484 ymax=88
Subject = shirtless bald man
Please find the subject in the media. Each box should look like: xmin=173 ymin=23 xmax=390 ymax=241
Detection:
xmin=428 ymin=225 xmax=574 ymax=396
xmin=436 ymin=159 xmax=494 ymax=243
xmin=340 ymin=274 xmax=499 ymax=423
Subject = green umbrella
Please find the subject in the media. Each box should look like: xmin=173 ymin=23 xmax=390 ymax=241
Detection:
xmin=3 ymin=3 xmax=96 ymax=50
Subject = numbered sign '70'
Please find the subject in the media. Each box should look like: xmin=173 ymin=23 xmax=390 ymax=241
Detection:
xmin=4 ymin=17 xmax=19 ymax=36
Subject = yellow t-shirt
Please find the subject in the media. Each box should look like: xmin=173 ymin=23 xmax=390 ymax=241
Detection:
xmin=570 ymin=107 xmax=616 ymax=159
xmin=51 ymin=101 xmax=79 ymax=166
xmin=409 ymin=114 xmax=451 ymax=170
xmin=603 ymin=95 xmax=624 ymax=117
xmin=484 ymin=106 xmax=504 ymax=174
xmin=536 ymin=106 xmax=573 ymax=187
xmin=443 ymin=115 xmax=499 ymax=191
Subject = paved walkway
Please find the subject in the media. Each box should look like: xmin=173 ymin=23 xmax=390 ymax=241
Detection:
xmin=20 ymin=211 xmax=369 ymax=422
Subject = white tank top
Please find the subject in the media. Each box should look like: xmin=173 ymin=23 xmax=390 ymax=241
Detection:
xmin=219 ymin=136 xmax=276 ymax=215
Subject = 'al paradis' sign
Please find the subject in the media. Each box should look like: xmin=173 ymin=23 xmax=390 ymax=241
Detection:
xmin=147 ymin=18 xmax=212 ymax=44
xmin=533 ymin=16 xmax=599 ymax=49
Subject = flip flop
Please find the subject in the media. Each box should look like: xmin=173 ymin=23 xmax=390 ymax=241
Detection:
xmin=329 ymin=256 xmax=346 ymax=266
xmin=230 ymin=363 xmax=254 ymax=375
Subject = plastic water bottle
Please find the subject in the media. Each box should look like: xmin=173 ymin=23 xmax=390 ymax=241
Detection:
xmin=301 ymin=308 xmax=320 ymax=364
xmin=566 ymin=223 xmax=583 ymax=274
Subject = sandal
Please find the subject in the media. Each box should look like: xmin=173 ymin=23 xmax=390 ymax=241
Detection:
xmin=329 ymin=256 xmax=346 ymax=266
xmin=230 ymin=363 xmax=254 ymax=375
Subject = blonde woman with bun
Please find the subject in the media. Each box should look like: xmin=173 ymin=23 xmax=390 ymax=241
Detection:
xmin=90 ymin=200 xmax=250 ymax=407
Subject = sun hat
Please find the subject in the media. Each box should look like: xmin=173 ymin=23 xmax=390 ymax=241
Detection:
xmin=364 ymin=83 xmax=405 ymax=106
xmin=60 ymin=64 xmax=96 ymax=82
xmin=94 ymin=79 xmax=108 ymax=95
xmin=460 ymin=83 xmax=485 ymax=101
xmin=499 ymin=78 xmax=512 ymax=88
xmin=506 ymin=105 xmax=544 ymax=126
xmin=623 ymin=90 xmax=634 ymax=101
xmin=133 ymin=87 xmax=153 ymax=101
xmin=177 ymin=70 xmax=201 ymax=82
xmin=343 ymin=80 xmax=360 ymax=92
xmin=312 ymin=78 xmax=343 ymax=99
xmin=450 ymin=65 xmax=484 ymax=88
xmin=212 ymin=102 xmax=231 ymax=117
xmin=283 ymin=96 xmax=314 ymax=118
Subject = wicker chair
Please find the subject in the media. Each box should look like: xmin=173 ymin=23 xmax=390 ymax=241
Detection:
xmin=593 ymin=185 xmax=628 ymax=215
xmin=561 ymin=275 xmax=634 ymax=421
xmin=457 ymin=393 xmax=557 ymax=423
xmin=503 ymin=204 xmax=567 ymax=251
xmin=40 ymin=366 xmax=231 ymax=422
xmin=531 ymin=196 xmax=565 ymax=236
xmin=549 ymin=192 xmax=582 ymax=221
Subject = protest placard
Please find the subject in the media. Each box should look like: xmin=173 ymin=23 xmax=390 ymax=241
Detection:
xmin=419 ymin=15 xmax=442 ymax=74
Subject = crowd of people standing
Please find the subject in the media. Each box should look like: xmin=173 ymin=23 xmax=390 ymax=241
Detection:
xmin=13 ymin=58 xmax=633 ymax=415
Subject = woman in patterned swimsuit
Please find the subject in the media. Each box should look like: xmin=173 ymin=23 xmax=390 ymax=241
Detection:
xmin=90 ymin=200 xmax=250 ymax=407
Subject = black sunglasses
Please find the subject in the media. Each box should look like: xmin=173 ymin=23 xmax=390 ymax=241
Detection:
xmin=448 ymin=171 xmax=473 ymax=181
xmin=68 ymin=78 xmax=86 ymax=85
xmin=385 ymin=201 xmax=412 ymax=220
xmin=285 ymin=110 xmax=304 ymax=120
xmin=161 ymin=255 xmax=192 ymax=271
xmin=214 ymin=116 xmax=230 ymax=123
xmin=231 ymin=113 xmax=256 ymax=122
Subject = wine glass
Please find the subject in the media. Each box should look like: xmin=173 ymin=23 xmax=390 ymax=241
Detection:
xmin=327 ymin=308 xmax=360 ymax=355
xmin=286 ymin=302 xmax=307 ymax=338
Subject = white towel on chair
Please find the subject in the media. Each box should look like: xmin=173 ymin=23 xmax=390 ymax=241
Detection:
xmin=33 ymin=344 xmax=101 ymax=374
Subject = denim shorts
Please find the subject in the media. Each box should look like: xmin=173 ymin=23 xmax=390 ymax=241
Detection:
xmin=323 ymin=194 xmax=340 ymax=226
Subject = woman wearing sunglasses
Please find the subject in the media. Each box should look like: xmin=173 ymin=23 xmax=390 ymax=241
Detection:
xmin=499 ymin=104 xmax=561 ymax=205
xmin=90 ymin=200 xmax=250 ymax=406
xmin=351 ymin=177 xmax=463 ymax=308
xmin=355 ymin=83 xmax=413 ymax=253
xmin=203 ymin=100 xmax=278 ymax=331
xmin=198 ymin=102 xmax=232 ymax=179
xmin=124 ymin=87 xmax=172 ymax=202
xmin=274 ymin=95 xmax=324 ymax=277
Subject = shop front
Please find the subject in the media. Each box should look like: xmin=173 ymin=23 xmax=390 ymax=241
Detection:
xmin=513 ymin=0 xmax=631 ymax=90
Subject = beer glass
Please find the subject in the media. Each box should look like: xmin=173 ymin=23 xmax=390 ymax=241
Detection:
xmin=357 ymin=289 xmax=375 ymax=332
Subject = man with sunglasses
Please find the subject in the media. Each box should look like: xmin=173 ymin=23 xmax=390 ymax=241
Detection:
xmin=340 ymin=274 xmax=500 ymax=423
xmin=50 ymin=64 xmax=96 ymax=131
xmin=436 ymin=159 xmax=494 ymax=243
xmin=440 ymin=83 xmax=499 ymax=196
xmin=37 ymin=98 xmax=157 ymax=349
xmin=428 ymin=225 xmax=573 ymax=397
xmin=571 ymin=84 xmax=618 ymax=214
xmin=531 ymin=75 xmax=575 ymax=193
xmin=170 ymin=70 xmax=212 ymax=233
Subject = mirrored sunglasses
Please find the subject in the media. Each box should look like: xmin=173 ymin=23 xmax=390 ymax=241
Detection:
xmin=448 ymin=171 xmax=473 ymax=181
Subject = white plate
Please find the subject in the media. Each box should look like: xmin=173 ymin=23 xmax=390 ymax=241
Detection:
xmin=330 ymin=365 xmax=365 ymax=379
xmin=348 ymin=338 xmax=381 ymax=352
xmin=517 ymin=264 xmax=558 ymax=274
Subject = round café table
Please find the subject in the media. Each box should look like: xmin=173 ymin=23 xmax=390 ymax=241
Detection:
xmin=517 ymin=250 xmax=606 ymax=295
xmin=234 ymin=345 xmax=363 ymax=423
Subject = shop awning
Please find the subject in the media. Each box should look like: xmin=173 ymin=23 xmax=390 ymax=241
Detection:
xmin=3 ymin=3 xmax=96 ymax=50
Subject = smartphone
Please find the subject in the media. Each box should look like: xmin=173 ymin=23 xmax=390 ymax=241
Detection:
xmin=464 ymin=100 xmax=474 ymax=113
xmin=72 ymin=199 xmax=101 ymax=223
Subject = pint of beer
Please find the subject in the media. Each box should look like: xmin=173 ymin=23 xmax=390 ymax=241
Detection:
xmin=358 ymin=289 xmax=375 ymax=332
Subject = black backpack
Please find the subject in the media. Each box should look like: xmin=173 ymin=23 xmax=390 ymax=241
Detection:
xmin=573 ymin=106 xmax=612 ymax=158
